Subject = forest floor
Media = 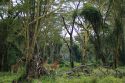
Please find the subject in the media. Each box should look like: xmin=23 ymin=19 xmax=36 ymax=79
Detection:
xmin=0 ymin=66 xmax=125 ymax=83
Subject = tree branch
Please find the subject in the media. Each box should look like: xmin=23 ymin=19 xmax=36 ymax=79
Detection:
xmin=62 ymin=33 xmax=70 ymax=51
xmin=103 ymin=0 xmax=112 ymax=23
xmin=71 ymin=0 xmax=81 ymax=34
xmin=61 ymin=16 xmax=71 ymax=34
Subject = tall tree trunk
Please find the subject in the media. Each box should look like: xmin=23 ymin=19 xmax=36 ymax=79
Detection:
xmin=70 ymin=35 xmax=74 ymax=68
xmin=97 ymin=34 xmax=106 ymax=64
xmin=122 ymin=1 xmax=125 ymax=65
xmin=93 ymin=24 xmax=106 ymax=65
xmin=123 ymin=17 xmax=125 ymax=65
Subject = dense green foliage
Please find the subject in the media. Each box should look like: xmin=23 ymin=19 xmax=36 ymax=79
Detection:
xmin=81 ymin=4 xmax=102 ymax=26
xmin=0 ymin=0 xmax=125 ymax=82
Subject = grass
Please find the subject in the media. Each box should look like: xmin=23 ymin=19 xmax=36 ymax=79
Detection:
xmin=32 ymin=75 xmax=124 ymax=83
xmin=0 ymin=72 xmax=19 ymax=83
xmin=0 ymin=66 xmax=125 ymax=83
xmin=0 ymin=66 xmax=25 ymax=83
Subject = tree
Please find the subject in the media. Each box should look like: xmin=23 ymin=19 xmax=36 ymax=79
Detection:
xmin=0 ymin=0 xmax=23 ymax=71
xmin=80 ymin=4 xmax=106 ymax=64
xmin=18 ymin=0 xmax=64 ymax=79
xmin=61 ymin=0 xmax=81 ymax=68
xmin=110 ymin=0 xmax=125 ymax=68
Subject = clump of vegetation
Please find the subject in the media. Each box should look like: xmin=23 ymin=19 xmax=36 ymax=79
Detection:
xmin=81 ymin=3 xmax=102 ymax=26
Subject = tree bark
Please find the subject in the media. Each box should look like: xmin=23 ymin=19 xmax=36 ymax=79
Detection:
xmin=70 ymin=34 xmax=74 ymax=68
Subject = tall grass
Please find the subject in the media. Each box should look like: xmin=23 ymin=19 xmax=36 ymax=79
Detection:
xmin=0 ymin=66 xmax=125 ymax=83
xmin=33 ymin=75 xmax=124 ymax=83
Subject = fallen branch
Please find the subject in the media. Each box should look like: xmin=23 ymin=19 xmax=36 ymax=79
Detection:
xmin=66 ymin=64 xmax=93 ymax=76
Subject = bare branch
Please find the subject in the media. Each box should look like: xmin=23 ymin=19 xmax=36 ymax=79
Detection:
xmin=71 ymin=0 xmax=81 ymax=34
xmin=62 ymin=33 xmax=70 ymax=51
xmin=61 ymin=15 xmax=71 ymax=34
xmin=103 ymin=0 xmax=112 ymax=23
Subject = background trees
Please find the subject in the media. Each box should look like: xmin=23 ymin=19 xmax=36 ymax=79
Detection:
xmin=0 ymin=0 xmax=125 ymax=81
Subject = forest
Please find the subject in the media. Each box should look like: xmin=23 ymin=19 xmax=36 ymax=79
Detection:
xmin=0 ymin=0 xmax=125 ymax=83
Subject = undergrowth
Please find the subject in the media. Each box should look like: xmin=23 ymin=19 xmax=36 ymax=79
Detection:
xmin=0 ymin=66 xmax=125 ymax=83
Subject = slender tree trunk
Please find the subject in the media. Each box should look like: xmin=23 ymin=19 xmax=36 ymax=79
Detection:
xmin=93 ymin=24 xmax=106 ymax=65
xmin=123 ymin=17 xmax=125 ymax=65
xmin=70 ymin=34 xmax=74 ymax=68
